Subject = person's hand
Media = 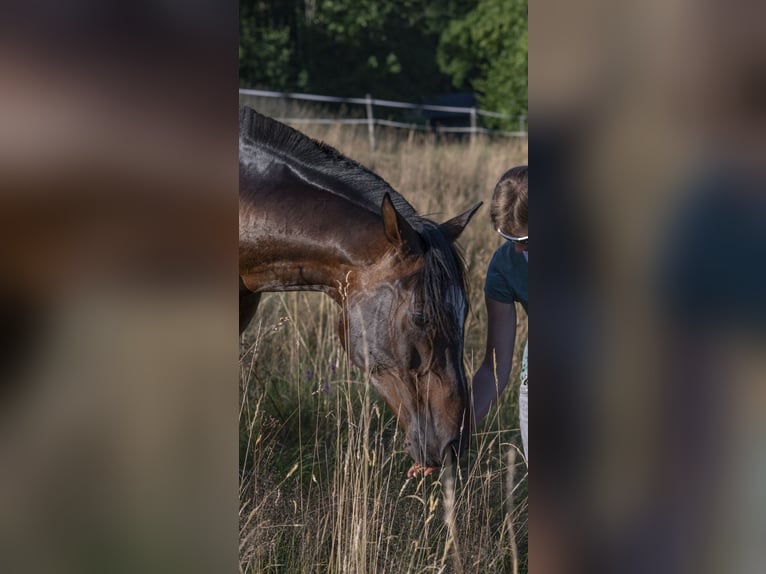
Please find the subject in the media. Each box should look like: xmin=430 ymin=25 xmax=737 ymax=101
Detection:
xmin=406 ymin=463 xmax=439 ymax=478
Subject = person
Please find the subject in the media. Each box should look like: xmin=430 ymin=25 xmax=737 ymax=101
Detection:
xmin=470 ymin=165 xmax=528 ymax=461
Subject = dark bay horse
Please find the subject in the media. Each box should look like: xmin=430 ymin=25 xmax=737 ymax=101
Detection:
xmin=239 ymin=107 xmax=480 ymax=475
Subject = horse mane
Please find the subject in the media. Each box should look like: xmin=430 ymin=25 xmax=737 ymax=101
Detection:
xmin=417 ymin=223 xmax=469 ymax=338
xmin=239 ymin=106 xmax=469 ymax=331
xmin=239 ymin=106 xmax=418 ymax=221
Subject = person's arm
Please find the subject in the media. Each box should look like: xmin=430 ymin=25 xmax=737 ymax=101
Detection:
xmin=470 ymin=295 xmax=517 ymax=428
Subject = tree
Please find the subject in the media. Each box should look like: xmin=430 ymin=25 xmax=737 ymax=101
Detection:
xmin=238 ymin=0 xmax=528 ymax=120
xmin=239 ymin=1 xmax=305 ymax=91
xmin=239 ymin=0 xmax=469 ymax=101
xmin=437 ymin=0 xmax=528 ymax=125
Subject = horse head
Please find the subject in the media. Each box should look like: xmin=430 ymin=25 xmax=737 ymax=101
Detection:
xmin=338 ymin=194 xmax=481 ymax=471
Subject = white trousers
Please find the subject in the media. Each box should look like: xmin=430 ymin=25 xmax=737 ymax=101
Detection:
xmin=519 ymin=341 xmax=528 ymax=463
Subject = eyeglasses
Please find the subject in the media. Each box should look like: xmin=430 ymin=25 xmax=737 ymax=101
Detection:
xmin=497 ymin=228 xmax=528 ymax=244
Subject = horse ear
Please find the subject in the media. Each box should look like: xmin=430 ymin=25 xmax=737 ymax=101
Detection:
xmin=381 ymin=193 xmax=422 ymax=254
xmin=439 ymin=201 xmax=483 ymax=242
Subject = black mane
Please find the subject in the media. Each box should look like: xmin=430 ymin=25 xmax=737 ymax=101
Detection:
xmin=239 ymin=106 xmax=469 ymax=331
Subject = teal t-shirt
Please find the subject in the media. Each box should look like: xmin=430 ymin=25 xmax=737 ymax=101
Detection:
xmin=484 ymin=242 xmax=528 ymax=313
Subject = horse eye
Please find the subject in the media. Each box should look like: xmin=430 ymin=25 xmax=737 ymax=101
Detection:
xmin=409 ymin=348 xmax=422 ymax=371
xmin=412 ymin=312 xmax=426 ymax=326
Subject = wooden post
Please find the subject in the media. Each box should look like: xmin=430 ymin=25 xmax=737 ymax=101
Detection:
xmin=520 ymin=114 xmax=527 ymax=135
xmin=469 ymin=107 xmax=477 ymax=146
xmin=365 ymin=93 xmax=376 ymax=152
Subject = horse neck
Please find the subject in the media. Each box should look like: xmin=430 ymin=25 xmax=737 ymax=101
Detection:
xmin=239 ymin=191 xmax=393 ymax=303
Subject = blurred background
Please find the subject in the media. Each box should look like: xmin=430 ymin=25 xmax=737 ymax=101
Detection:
xmin=531 ymin=0 xmax=766 ymax=573
xmin=0 ymin=2 xmax=239 ymax=573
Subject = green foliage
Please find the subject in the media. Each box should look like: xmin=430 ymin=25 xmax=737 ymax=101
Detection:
xmin=239 ymin=0 xmax=527 ymax=122
xmin=239 ymin=2 xmax=304 ymax=90
xmin=438 ymin=0 xmax=528 ymax=124
xmin=239 ymin=0 xmax=458 ymax=99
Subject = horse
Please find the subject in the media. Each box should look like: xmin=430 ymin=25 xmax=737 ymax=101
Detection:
xmin=238 ymin=107 xmax=481 ymax=476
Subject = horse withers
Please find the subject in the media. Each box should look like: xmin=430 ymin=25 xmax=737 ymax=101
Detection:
xmin=239 ymin=107 xmax=480 ymax=476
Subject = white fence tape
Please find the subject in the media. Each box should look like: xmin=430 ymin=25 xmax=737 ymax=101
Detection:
xmin=239 ymin=88 xmax=528 ymax=147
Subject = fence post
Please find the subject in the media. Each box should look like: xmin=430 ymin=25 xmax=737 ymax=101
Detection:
xmin=520 ymin=114 xmax=527 ymax=135
xmin=365 ymin=94 xmax=376 ymax=152
xmin=469 ymin=107 xmax=477 ymax=146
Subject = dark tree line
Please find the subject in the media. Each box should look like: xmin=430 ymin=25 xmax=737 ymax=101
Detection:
xmin=239 ymin=0 xmax=527 ymax=124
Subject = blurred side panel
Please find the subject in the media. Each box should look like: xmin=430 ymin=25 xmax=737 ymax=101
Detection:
xmin=531 ymin=0 xmax=766 ymax=573
xmin=0 ymin=2 xmax=239 ymax=573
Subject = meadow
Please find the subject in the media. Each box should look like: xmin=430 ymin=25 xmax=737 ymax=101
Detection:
xmin=239 ymin=103 xmax=529 ymax=573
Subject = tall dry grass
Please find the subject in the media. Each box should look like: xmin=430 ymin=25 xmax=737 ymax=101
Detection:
xmin=239 ymin=108 xmax=528 ymax=573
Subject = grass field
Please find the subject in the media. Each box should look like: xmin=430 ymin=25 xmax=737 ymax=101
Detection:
xmin=239 ymin=109 xmax=529 ymax=573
